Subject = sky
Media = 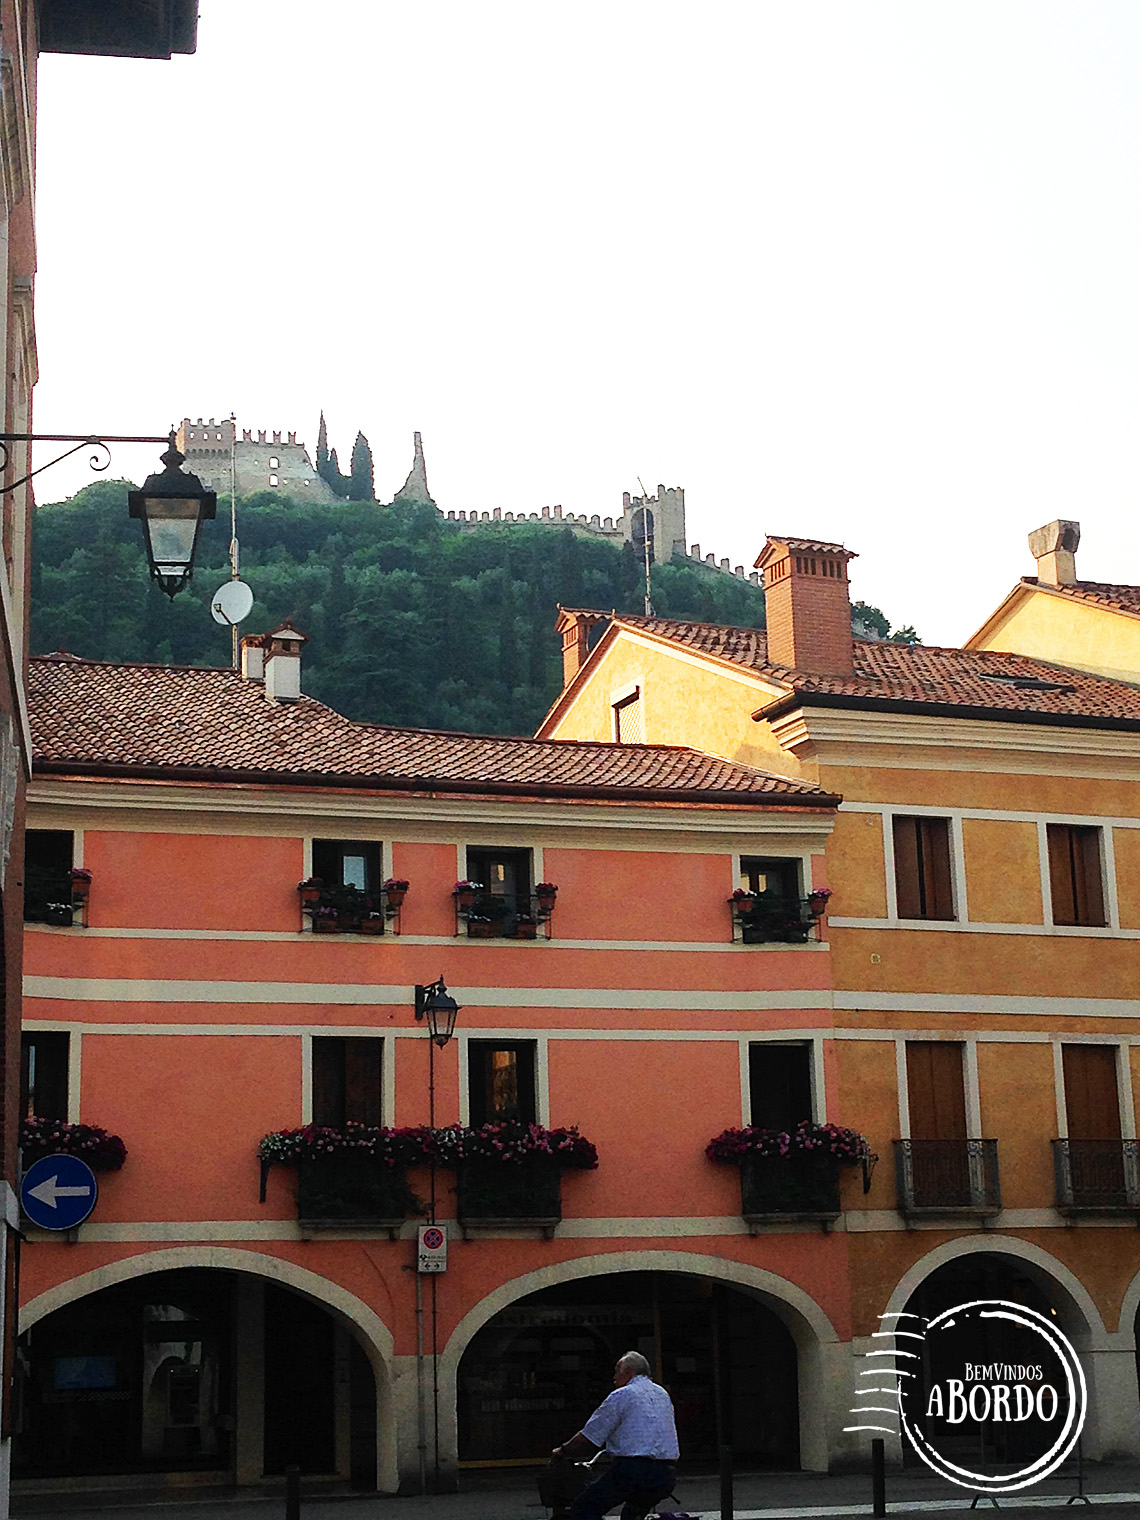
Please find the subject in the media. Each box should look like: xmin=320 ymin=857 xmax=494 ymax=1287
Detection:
xmin=30 ymin=2 xmax=1140 ymax=645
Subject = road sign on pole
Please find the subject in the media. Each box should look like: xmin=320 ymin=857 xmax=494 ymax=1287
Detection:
xmin=20 ymin=1153 xmax=98 ymax=1231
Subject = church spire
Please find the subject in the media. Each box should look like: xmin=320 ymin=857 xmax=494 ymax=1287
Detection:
xmin=396 ymin=431 xmax=432 ymax=505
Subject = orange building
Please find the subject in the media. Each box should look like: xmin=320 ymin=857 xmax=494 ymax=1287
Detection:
xmin=17 ymin=639 xmax=856 ymax=1493
xmin=541 ymin=529 xmax=1140 ymax=1471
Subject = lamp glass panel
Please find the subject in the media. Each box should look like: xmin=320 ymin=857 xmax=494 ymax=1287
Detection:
xmin=143 ymin=497 xmax=200 ymax=571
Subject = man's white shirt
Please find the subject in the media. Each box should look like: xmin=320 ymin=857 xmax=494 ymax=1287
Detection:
xmin=581 ymin=1375 xmax=680 ymax=1460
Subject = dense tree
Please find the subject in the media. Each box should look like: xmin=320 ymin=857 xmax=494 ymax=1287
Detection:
xmin=348 ymin=432 xmax=375 ymax=502
xmin=30 ymin=480 xmax=917 ymax=736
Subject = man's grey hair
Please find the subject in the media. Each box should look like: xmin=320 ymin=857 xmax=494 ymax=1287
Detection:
xmin=617 ymin=1351 xmax=651 ymax=1378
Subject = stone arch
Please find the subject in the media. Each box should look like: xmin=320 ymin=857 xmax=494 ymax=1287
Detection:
xmin=438 ymin=1248 xmax=841 ymax=1474
xmin=21 ymin=1246 xmax=399 ymax=1492
xmin=881 ymin=1235 xmax=1107 ymax=1347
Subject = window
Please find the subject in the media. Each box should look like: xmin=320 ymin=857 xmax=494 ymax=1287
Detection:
xmin=24 ymin=829 xmax=74 ymax=925
xmin=749 ymin=1044 xmax=812 ymax=1130
xmin=736 ymin=856 xmax=809 ymax=943
xmin=312 ymin=839 xmax=381 ymax=896
xmin=269 ymin=474 xmax=279 ymax=487
xmin=1047 ymin=825 xmax=1105 ymax=927
xmin=465 ymin=847 xmax=532 ymax=937
xmin=892 ymin=816 xmax=954 ymax=920
xmin=468 ymin=1041 xmax=536 ymax=1126
xmin=612 ymin=687 xmax=644 ymax=743
xmin=269 ymin=456 xmax=279 ymax=468
xmin=21 ymin=1031 xmax=69 ymax=1120
xmin=311 ymin=1037 xmax=382 ymax=1127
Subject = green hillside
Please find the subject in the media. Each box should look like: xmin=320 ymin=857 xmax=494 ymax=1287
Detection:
xmin=30 ymin=481 xmax=914 ymax=736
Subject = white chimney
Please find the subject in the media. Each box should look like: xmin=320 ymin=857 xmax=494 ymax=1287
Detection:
xmin=1028 ymin=520 xmax=1080 ymax=587
xmin=262 ymin=622 xmax=309 ymax=703
xmin=240 ymin=635 xmax=265 ymax=682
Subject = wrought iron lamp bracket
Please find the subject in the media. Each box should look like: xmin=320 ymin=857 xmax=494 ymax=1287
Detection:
xmin=862 ymin=1151 xmax=879 ymax=1194
xmin=0 ymin=431 xmax=172 ymax=495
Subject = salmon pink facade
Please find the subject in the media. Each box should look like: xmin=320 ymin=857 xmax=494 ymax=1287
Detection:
xmin=17 ymin=652 xmax=854 ymax=1492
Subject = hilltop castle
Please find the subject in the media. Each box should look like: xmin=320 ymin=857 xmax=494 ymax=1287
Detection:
xmin=178 ymin=416 xmax=759 ymax=582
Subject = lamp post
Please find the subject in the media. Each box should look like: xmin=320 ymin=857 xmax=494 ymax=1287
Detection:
xmin=128 ymin=432 xmax=217 ymax=597
xmin=412 ymin=976 xmax=461 ymax=1495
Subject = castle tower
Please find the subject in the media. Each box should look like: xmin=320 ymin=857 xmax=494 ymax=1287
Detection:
xmin=396 ymin=432 xmax=432 ymax=505
xmin=621 ymin=484 xmax=685 ymax=562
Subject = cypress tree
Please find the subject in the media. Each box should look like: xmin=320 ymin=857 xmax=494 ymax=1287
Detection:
xmin=349 ymin=432 xmax=375 ymax=501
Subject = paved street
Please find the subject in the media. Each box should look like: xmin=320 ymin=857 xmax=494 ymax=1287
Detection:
xmin=12 ymin=1462 xmax=1140 ymax=1520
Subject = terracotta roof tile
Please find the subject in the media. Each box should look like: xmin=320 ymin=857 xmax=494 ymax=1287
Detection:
xmin=1022 ymin=577 xmax=1140 ymax=616
xmin=613 ymin=613 xmax=1140 ymax=726
xmin=28 ymin=655 xmax=831 ymax=805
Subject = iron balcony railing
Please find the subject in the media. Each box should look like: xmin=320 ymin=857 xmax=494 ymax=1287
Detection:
xmin=1053 ymin=1139 xmax=1140 ymax=1214
xmin=895 ymin=1138 xmax=1001 ymax=1217
xmin=732 ymin=895 xmax=817 ymax=945
xmin=23 ymin=867 xmax=79 ymax=926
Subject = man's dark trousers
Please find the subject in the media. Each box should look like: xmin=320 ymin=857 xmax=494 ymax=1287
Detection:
xmin=569 ymin=1456 xmax=674 ymax=1520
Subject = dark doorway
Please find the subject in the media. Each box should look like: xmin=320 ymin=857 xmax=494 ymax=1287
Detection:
xmin=263 ymin=1285 xmax=335 ymax=1474
xmin=457 ymin=1271 xmax=798 ymax=1470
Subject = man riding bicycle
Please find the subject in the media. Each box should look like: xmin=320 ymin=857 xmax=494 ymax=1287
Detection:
xmin=552 ymin=1351 xmax=679 ymax=1520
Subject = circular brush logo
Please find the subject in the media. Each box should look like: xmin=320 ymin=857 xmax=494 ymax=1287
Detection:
xmin=848 ymin=1301 xmax=1087 ymax=1495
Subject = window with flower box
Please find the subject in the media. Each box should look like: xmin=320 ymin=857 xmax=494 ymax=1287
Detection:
xmin=461 ymin=848 xmax=538 ymax=939
xmin=468 ymin=1041 xmax=537 ymax=1126
xmin=306 ymin=840 xmax=385 ymax=933
xmin=749 ymin=1043 xmax=813 ymax=1131
xmin=24 ymin=830 xmax=80 ymax=926
xmin=732 ymin=857 xmax=813 ymax=943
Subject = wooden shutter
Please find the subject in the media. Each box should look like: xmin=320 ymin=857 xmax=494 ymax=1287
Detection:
xmin=614 ymin=694 xmax=644 ymax=743
xmin=1048 ymin=825 xmax=1106 ymax=927
xmin=343 ymin=1039 xmax=382 ymax=1127
xmin=469 ymin=1041 xmax=536 ymax=1126
xmin=893 ymin=817 xmax=922 ymax=918
xmin=906 ymin=1042 xmax=967 ymax=1139
xmin=311 ymin=1038 xmax=346 ymax=1127
xmin=749 ymin=1045 xmax=813 ymax=1131
xmin=893 ymin=816 xmax=954 ymax=920
xmin=1062 ymin=1045 xmax=1121 ymax=1139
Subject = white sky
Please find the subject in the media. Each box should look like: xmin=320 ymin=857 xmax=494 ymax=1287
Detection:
xmin=30 ymin=2 xmax=1140 ymax=645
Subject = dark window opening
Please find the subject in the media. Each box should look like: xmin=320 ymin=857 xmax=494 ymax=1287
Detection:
xmin=24 ymin=830 xmax=75 ymax=925
xmin=468 ymin=1041 xmax=537 ymax=1127
xmin=311 ymin=1037 xmax=382 ymax=1128
xmin=892 ymin=816 xmax=954 ymax=921
xmin=1047 ymin=824 xmax=1105 ymax=928
xmin=311 ymin=840 xmax=381 ymax=896
xmin=20 ymin=1032 xmax=69 ymax=1121
xmin=465 ymin=849 xmax=533 ymax=938
xmin=749 ymin=1044 xmax=812 ymax=1132
xmin=736 ymin=856 xmax=810 ymax=944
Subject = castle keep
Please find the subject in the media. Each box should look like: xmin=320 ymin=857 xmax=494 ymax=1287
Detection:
xmin=176 ymin=417 xmax=338 ymax=502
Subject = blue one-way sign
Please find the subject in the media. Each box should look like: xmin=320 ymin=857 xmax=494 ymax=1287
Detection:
xmin=21 ymin=1153 xmax=98 ymax=1231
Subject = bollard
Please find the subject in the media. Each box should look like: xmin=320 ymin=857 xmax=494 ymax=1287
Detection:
xmin=719 ymin=1442 xmax=733 ymax=1520
xmin=285 ymin=1463 xmax=300 ymax=1520
xmin=871 ymin=1438 xmax=886 ymax=1519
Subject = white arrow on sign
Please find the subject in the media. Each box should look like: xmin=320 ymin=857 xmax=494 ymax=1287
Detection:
xmin=28 ymin=1174 xmax=92 ymax=1209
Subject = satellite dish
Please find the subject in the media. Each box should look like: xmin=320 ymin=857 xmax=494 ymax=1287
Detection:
xmin=211 ymin=579 xmax=254 ymax=627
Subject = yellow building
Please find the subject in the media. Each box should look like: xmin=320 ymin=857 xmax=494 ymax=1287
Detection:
xmin=539 ymin=531 xmax=1140 ymax=1465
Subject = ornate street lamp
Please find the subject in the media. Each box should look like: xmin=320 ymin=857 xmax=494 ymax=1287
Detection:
xmin=414 ymin=976 xmax=460 ymax=1048
xmin=128 ymin=432 xmax=217 ymax=597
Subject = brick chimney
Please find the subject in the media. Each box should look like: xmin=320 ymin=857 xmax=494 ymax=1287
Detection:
xmin=263 ymin=621 xmax=309 ymax=702
xmin=756 ymin=536 xmax=857 ymax=677
xmin=555 ymin=608 xmax=607 ymax=687
xmin=1028 ymin=520 xmax=1080 ymax=587
xmin=240 ymin=634 xmax=266 ymax=682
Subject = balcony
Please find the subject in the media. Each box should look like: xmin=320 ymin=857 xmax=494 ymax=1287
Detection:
xmin=299 ymin=880 xmax=402 ymax=935
xmin=729 ymin=894 xmax=820 ymax=945
xmin=895 ymin=1139 xmax=1001 ymax=1220
xmin=455 ymin=886 xmax=555 ymax=940
xmin=1053 ymin=1139 xmax=1140 ymax=1216
xmin=456 ymin=1159 xmax=563 ymax=1237
xmin=24 ymin=867 xmax=88 ymax=927
xmin=295 ymin=1153 xmax=422 ymax=1233
xmin=739 ymin=1151 xmax=841 ymax=1228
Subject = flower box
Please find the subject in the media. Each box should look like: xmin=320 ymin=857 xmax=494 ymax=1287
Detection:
xmin=20 ymin=1118 xmax=127 ymax=1171
xmin=69 ymin=869 xmax=92 ymax=902
xmin=296 ymin=1152 xmax=422 ymax=1230
xmin=383 ymin=879 xmax=408 ymax=910
xmin=44 ymin=904 xmax=74 ymax=927
xmin=457 ymin=1158 xmax=563 ymax=1233
xmin=313 ymin=917 xmax=339 ymax=934
xmin=740 ymin=1151 xmax=841 ymax=1223
xmin=516 ymin=918 xmax=538 ymax=940
xmin=468 ymin=919 xmax=497 ymax=938
xmin=298 ymin=878 xmax=323 ymax=905
xmin=357 ymin=916 xmax=385 ymax=935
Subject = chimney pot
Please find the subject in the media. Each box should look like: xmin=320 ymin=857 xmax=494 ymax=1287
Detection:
xmin=263 ymin=622 xmax=309 ymax=703
xmin=1028 ymin=519 xmax=1080 ymax=587
xmin=756 ymin=535 xmax=857 ymax=676
xmin=556 ymin=609 xmax=605 ymax=687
